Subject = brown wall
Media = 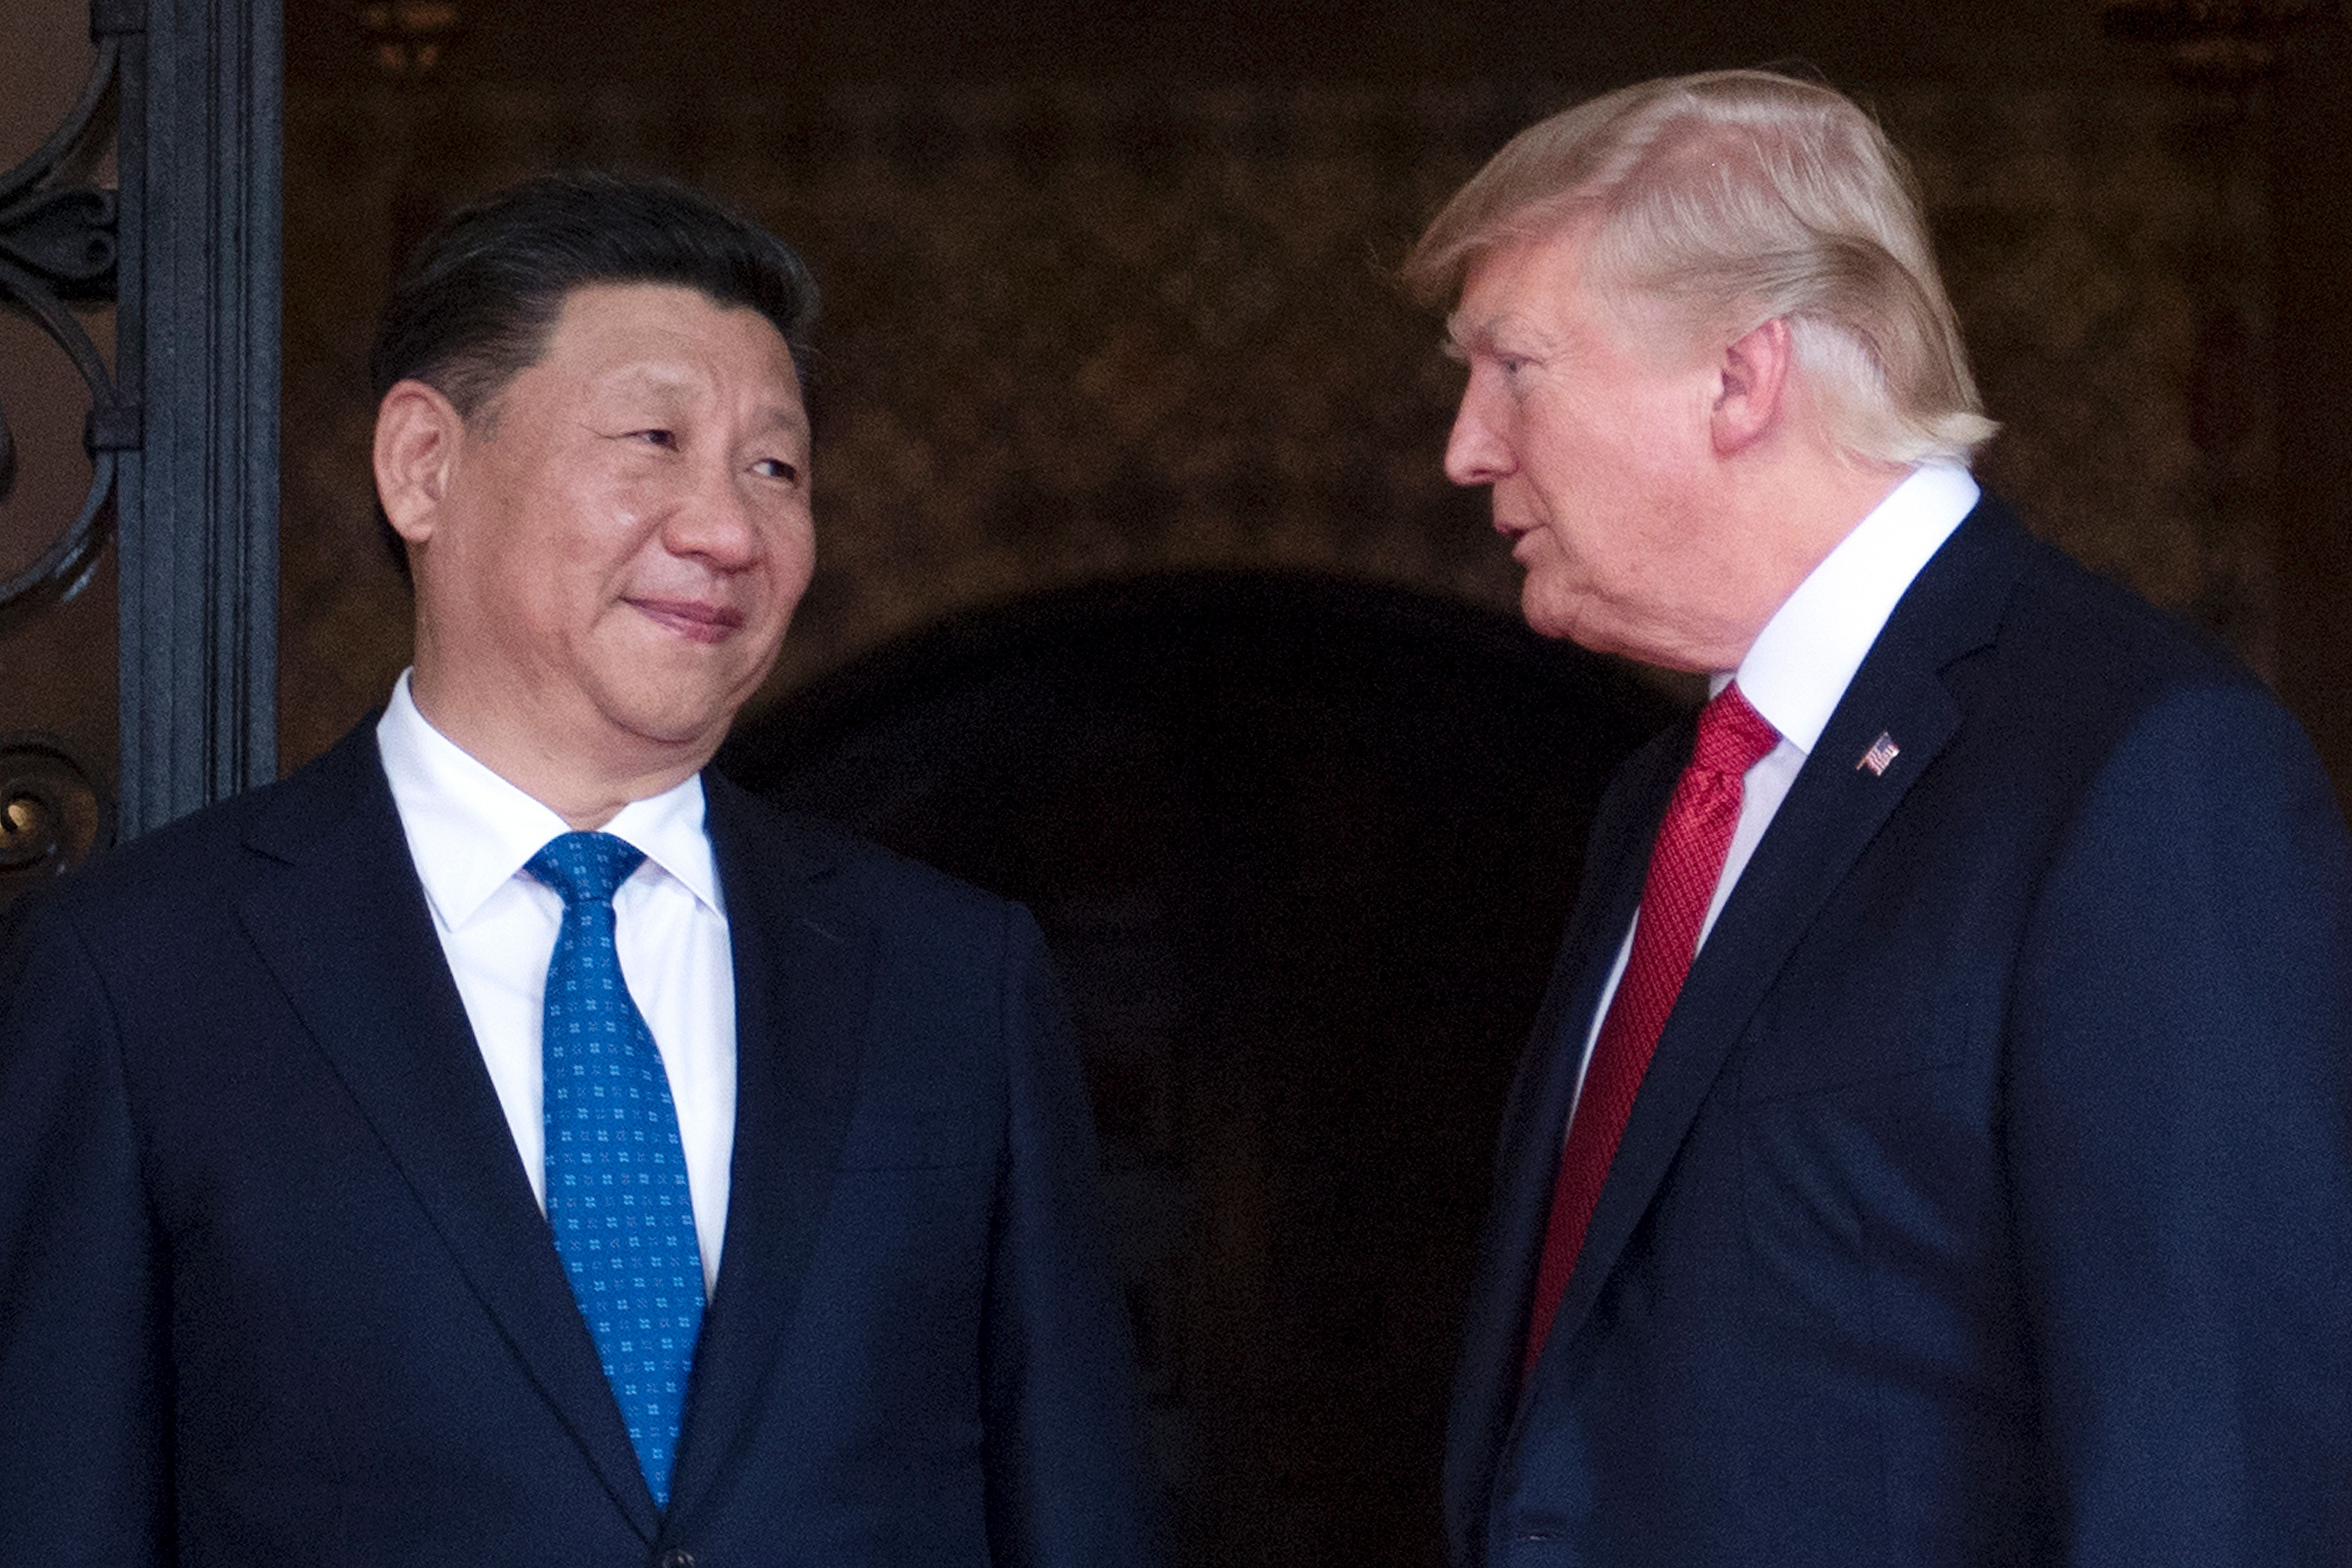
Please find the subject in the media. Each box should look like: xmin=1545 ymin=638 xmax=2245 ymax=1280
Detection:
xmin=280 ymin=65 xmax=2284 ymax=773
xmin=5 ymin=3 xmax=2338 ymax=811
xmin=2273 ymin=24 xmax=2352 ymax=819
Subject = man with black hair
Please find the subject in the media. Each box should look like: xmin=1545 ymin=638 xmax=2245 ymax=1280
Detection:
xmin=0 ymin=173 xmax=1158 ymax=1568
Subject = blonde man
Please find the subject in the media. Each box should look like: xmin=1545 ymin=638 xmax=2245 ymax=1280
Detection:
xmin=1416 ymin=71 xmax=2352 ymax=1568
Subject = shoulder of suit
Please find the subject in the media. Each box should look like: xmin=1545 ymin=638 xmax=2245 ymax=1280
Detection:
xmin=8 ymin=738 xmax=333 ymax=950
xmin=1908 ymin=508 xmax=2306 ymax=820
xmin=703 ymin=769 xmax=1017 ymax=927
xmin=1993 ymin=526 xmax=2265 ymax=708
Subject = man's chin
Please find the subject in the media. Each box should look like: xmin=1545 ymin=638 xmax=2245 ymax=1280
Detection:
xmin=1518 ymin=583 xmax=1593 ymax=648
xmin=604 ymin=637 xmax=775 ymax=722
xmin=594 ymin=681 xmax=749 ymax=761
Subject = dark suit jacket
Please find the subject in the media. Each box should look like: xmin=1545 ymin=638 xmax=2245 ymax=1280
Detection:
xmin=0 ymin=721 xmax=1157 ymax=1567
xmin=1449 ymin=498 xmax=2352 ymax=1567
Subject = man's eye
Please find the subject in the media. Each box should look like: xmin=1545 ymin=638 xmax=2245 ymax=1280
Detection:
xmin=752 ymin=457 xmax=801 ymax=483
xmin=630 ymin=429 xmax=676 ymax=448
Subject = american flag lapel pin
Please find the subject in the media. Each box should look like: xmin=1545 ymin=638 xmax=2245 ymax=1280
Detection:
xmin=1857 ymin=732 xmax=1900 ymax=776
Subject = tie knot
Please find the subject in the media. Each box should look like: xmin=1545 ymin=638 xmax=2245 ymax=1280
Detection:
xmin=526 ymin=830 xmax=647 ymax=907
xmin=1692 ymin=682 xmax=1779 ymax=780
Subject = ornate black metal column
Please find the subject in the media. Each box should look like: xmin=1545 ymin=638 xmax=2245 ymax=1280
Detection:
xmin=0 ymin=22 xmax=125 ymax=641
xmin=1 ymin=0 xmax=279 ymax=902
xmin=117 ymin=0 xmax=280 ymax=834
xmin=2 ymin=3 xmax=136 ymax=895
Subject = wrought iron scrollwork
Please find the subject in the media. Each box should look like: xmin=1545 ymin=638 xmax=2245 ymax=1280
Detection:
xmin=0 ymin=27 xmax=133 ymax=640
xmin=0 ymin=734 xmax=112 ymax=901
xmin=5 ymin=0 xmax=276 ymax=850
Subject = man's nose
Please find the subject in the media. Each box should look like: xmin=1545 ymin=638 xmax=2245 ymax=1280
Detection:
xmin=665 ymin=460 xmax=764 ymax=569
xmin=1443 ymin=386 xmax=1513 ymax=487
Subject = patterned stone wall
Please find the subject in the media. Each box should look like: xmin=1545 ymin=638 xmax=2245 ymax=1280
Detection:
xmin=280 ymin=76 xmax=2275 ymax=767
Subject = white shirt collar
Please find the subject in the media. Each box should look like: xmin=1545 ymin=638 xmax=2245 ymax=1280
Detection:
xmin=1723 ymin=463 xmax=1980 ymax=754
xmin=375 ymin=670 xmax=723 ymax=930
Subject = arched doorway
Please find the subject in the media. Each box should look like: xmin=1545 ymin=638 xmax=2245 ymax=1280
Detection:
xmin=721 ymin=570 xmax=1677 ymax=1567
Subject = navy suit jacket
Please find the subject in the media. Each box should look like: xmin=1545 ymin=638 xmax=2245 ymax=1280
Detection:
xmin=0 ymin=721 xmax=1157 ymax=1567
xmin=1450 ymin=498 xmax=2352 ymax=1567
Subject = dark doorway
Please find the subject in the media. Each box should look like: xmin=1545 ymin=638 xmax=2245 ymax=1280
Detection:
xmin=719 ymin=570 xmax=1677 ymax=1567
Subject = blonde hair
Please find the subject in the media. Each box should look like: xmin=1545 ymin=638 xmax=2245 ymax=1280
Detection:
xmin=1404 ymin=70 xmax=1995 ymax=466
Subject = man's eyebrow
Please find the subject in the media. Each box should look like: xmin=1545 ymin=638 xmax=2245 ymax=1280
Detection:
xmin=593 ymin=363 xmax=696 ymax=400
xmin=1446 ymin=312 xmax=1559 ymax=362
xmin=1449 ymin=301 xmax=1529 ymax=341
xmin=748 ymin=405 xmax=811 ymax=441
xmin=589 ymin=365 xmax=809 ymax=435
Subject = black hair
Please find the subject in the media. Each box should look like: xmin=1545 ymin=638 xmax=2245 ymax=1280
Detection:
xmin=367 ymin=171 xmax=820 ymax=574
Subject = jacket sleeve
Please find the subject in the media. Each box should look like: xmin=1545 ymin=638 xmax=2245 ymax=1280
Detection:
xmin=2006 ymin=681 xmax=2352 ymax=1563
xmin=980 ymin=904 xmax=1165 ymax=1568
xmin=0 ymin=893 xmax=176 ymax=1564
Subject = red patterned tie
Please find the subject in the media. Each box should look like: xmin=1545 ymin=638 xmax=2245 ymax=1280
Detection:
xmin=1523 ymin=682 xmax=1780 ymax=1374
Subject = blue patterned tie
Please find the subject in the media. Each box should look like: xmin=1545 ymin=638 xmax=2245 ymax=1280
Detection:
xmin=527 ymin=830 xmax=705 ymax=1509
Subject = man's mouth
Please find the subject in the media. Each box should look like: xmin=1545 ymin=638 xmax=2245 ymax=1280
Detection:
xmin=629 ymin=598 xmax=746 ymax=644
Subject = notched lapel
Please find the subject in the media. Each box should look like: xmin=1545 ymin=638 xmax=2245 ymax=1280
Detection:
xmin=1450 ymin=729 xmax=1684 ymax=1552
xmin=668 ymin=782 xmax=877 ymax=1521
xmin=1528 ymin=501 xmax=2029 ymax=1381
xmin=234 ymin=727 xmax=661 ymax=1541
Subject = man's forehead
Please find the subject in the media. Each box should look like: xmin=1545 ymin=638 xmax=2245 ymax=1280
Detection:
xmin=544 ymin=284 xmax=806 ymax=422
xmin=1446 ymin=223 xmax=1685 ymax=365
xmin=1445 ymin=299 xmax=1531 ymax=352
xmin=551 ymin=282 xmax=793 ymax=360
xmin=1445 ymin=237 xmax=1580 ymax=349
xmin=591 ymin=357 xmax=808 ymax=428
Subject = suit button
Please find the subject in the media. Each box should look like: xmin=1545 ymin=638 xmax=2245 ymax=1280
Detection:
xmin=655 ymin=1551 xmax=694 ymax=1568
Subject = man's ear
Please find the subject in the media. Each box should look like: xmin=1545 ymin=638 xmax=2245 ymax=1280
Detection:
xmin=1710 ymin=317 xmax=1793 ymax=457
xmin=373 ymin=379 xmax=466 ymax=547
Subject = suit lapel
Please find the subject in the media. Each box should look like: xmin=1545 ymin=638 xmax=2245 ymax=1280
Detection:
xmin=1526 ymin=500 xmax=2034 ymax=1381
xmin=233 ymin=723 xmax=660 ymax=1541
xmin=1447 ymin=727 xmax=1683 ymax=1561
xmin=665 ymin=776 xmax=875 ymax=1522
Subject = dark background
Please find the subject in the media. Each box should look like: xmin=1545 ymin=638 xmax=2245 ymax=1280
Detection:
xmin=718 ymin=574 xmax=1673 ymax=1563
xmin=293 ymin=0 xmax=2123 ymax=90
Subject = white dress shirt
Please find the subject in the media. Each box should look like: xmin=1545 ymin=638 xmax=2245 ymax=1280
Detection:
xmin=376 ymin=671 xmax=735 ymax=1295
xmin=1568 ymin=463 xmax=1981 ymax=1108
